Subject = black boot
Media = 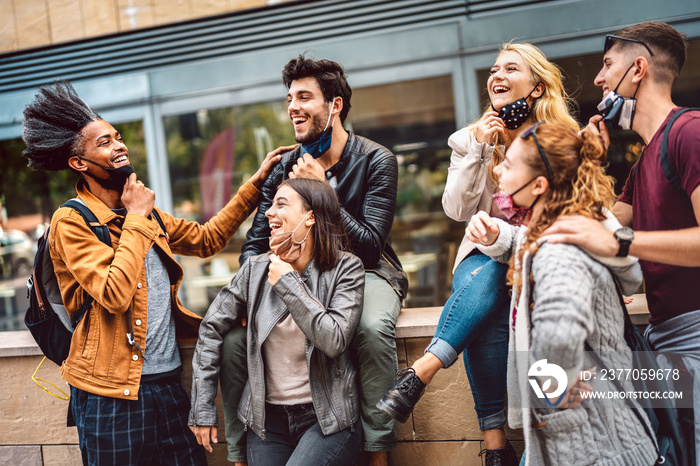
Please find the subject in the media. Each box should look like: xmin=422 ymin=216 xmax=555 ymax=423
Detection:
xmin=478 ymin=441 xmax=518 ymax=466
xmin=376 ymin=367 xmax=426 ymax=423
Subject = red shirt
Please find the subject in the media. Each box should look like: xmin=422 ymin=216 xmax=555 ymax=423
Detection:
xmin=618 ymin=108 xmax=700 ymax=324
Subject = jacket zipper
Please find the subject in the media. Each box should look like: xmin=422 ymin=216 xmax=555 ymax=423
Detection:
xmin=294 ymin=274 xmax=344 ymax=427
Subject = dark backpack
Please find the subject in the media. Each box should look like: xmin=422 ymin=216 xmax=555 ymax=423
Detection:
xmin=585 ymin=285 xmax=687 ymax=466
xmin=629 ymin=107 xmax=700 ymax=201
xmin=24 ymin=200 xmax=166 ymax=367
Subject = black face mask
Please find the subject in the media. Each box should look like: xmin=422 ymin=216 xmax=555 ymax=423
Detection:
xmin=78 ymin=157 xmax=134 ymax=191
xmin=491 ymin=83 xmax=541 ymax=130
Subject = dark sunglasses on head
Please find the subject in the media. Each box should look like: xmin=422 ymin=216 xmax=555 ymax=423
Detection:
xmin=604 ymin=34 xmax=654 ymax=56
xmin=521 ymin=121 xmax=554 ymax=180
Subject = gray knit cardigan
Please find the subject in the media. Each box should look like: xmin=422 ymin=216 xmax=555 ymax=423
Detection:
xmin=478 ymin=213 xmax=658 ymax=466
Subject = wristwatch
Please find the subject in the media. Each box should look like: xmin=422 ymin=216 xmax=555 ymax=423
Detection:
xmin=614 ymin=227 xmax=634 ymax=257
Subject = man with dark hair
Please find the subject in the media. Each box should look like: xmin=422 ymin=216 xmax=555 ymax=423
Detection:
xmin=22 ymin=81 xmax=282 ymax=465
xmin=545 ymin=21 xmax=700 ymax=460
xmin=221 ymin=55 xmax=407 ymax=466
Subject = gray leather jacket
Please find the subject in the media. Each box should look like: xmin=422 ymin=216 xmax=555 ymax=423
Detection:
xmin=188 ymin=252 xmax=364 ymax=438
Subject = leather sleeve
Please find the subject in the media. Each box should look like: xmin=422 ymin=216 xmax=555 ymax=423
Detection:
xmin=342 ymin=146 xmax=398 ymax=268
xmin=240 ymin=152 xmax=298 ymax=266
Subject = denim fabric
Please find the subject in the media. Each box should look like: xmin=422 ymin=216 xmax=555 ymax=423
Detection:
xmin=247 ymin=403 xmax=362 ymax=466
xmin=424 ymin=252 xmax=510 ymax=430
xmin=353 ymin=272 xmax=401 ymax=451
xmin=645 ymin=308 xmax=700 ymax=464
xmin=70 ymin=379 xmax=206 ymax=466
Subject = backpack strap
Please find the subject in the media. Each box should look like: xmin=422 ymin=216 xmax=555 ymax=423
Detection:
xmin=659 ymin=107 xmax=700 ymax=196
xmin=61 ymin=199 xmax=112 ymax=248
xmin=625 ymin=107 xmax=699 ymax=202
xmin=60 ymin=199 xmax=112 ymax=327
xmin=150 ymin=209 xmax=169 ymax=243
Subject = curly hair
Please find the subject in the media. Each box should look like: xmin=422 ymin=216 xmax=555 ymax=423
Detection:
xmin=282 ymin=54 xmax=352 ymax=123
xmin=22 ymin=80 xmax=101 ymax=171
xmin=507 ymin=124 xmax=616 ymax=291
xmin=483 ymin=42 xmax=580 ymax=186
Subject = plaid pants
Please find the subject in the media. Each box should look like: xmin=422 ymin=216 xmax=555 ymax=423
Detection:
xmin=70 ymin=377 xmax=207 ymax=466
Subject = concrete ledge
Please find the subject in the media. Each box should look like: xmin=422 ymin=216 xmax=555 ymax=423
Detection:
xmin=1 ymin=293 xmax=650 ymax=355
xmin=396 ymin=293 xmax=650 ymax=339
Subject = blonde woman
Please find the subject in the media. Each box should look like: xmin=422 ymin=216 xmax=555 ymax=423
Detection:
xmin=378 ymin=42 xmax=578 ymax=465
xmin=467 ymin=123 xmax=656 ymax=465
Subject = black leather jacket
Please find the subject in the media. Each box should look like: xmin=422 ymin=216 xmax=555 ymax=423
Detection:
xmin=240 ymin=133 xmax=408 ymax=298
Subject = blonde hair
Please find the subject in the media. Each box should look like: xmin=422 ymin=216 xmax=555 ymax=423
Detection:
xmin=507 ymin=124 xmax=616 ymax=291
xmin=484 ymin=42 xmax=580 ymax=185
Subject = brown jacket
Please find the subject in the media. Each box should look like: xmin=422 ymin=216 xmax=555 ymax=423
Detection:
xmin=50 ymin=179 xmax=260 ymax=400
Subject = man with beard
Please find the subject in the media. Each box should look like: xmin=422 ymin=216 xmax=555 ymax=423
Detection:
xmin=221 ymin=55 xmax=407 ymax=466
xmin=21 ymin=81 xmax=282 ymax=465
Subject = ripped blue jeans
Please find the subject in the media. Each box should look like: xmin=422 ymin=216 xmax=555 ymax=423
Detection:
xmin=424 ymin=251 xmax=510 ymax=430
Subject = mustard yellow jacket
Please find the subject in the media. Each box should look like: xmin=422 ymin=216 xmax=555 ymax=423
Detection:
xmin=50 ymin=179 xmax=260 ymax=400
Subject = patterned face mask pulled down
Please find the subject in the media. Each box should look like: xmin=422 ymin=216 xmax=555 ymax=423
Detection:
xmin=597 ymin=63 xmax=639 ymax=131
xmin=492 ymin=83 xmax=541 ymax=130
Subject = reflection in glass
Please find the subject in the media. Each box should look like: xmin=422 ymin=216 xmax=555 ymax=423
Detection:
xmin=164 ymin=101 xmax=294 ymax=314
xmin=350 ymin=76 xmax=461 ymax=307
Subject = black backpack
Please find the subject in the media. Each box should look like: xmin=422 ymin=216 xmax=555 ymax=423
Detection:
xmin=585 ymin=285 xmax=687 ymax=466
xmin=629 ymin=107 xmax=700 ymax=200
xmin=24 ymin=200 xmax=166 ymax=367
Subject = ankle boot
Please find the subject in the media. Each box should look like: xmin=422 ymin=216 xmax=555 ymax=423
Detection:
xmin=478 ymin=440 xmax=518 ymax=466
xmin=376 ymin=367 xmax=426 ymax=423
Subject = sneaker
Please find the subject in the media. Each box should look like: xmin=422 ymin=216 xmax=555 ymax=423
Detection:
xmin=376 ymin=367 xmax=427 ymax=423
xmin=478 ymin=441 xmax=518 ymax=466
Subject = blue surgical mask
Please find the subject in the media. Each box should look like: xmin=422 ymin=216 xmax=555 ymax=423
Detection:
xmin=301 ymin=101 xmax=335 ymax=159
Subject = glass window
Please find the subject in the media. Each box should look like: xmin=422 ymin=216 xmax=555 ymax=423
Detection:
xmin=164 ymin=76 xmax=459 ymax=311
xmin=349 ymin=76 xmax=460 ymax=307
xmin=0 ymin=120 xmax=148 ymax=331
xmin=164 ymin=101 xmax=295 ymax=314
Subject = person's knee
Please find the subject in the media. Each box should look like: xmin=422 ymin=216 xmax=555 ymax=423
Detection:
xmin=355 ymin=310 xmax=397 ymax=352
xmin=221 ymin=325 xmax=247 ymax=379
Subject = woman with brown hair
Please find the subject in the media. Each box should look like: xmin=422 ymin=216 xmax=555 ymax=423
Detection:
xmin=188 ymin=178 xmax=365 ymax=466
xmin=467 ymin=123 xmax=657 ymax=464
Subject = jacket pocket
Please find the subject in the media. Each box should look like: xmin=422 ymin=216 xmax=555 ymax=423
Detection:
xmin=537 ymin=408 xmax=599 ymax=465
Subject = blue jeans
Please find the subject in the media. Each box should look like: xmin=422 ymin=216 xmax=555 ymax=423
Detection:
xmin=424 ymin=251 xmax=510 ymax=431
xmin=247 ymin=403 xmax=363 ymax=466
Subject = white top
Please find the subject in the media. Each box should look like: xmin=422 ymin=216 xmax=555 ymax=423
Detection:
xmin=442 ymin=125 xmax=505 ymax=272
xmin=262 ymin=312 xmax=313 ymax=405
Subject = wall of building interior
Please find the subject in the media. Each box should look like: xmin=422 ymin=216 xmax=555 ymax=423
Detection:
xmin=1 ymin=0 xmax=699 ymax=328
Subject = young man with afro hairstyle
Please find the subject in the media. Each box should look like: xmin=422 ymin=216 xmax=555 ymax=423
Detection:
xmin=22 ymin=81 xmax=283 ymax=465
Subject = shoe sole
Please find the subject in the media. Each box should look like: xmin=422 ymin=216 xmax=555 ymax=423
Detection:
xmin=376 ymin=398 xmax=410 ymax=423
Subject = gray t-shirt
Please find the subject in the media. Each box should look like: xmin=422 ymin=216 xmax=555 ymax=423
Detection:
xmin=141 ymin=246 xmax=181 ymax=375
